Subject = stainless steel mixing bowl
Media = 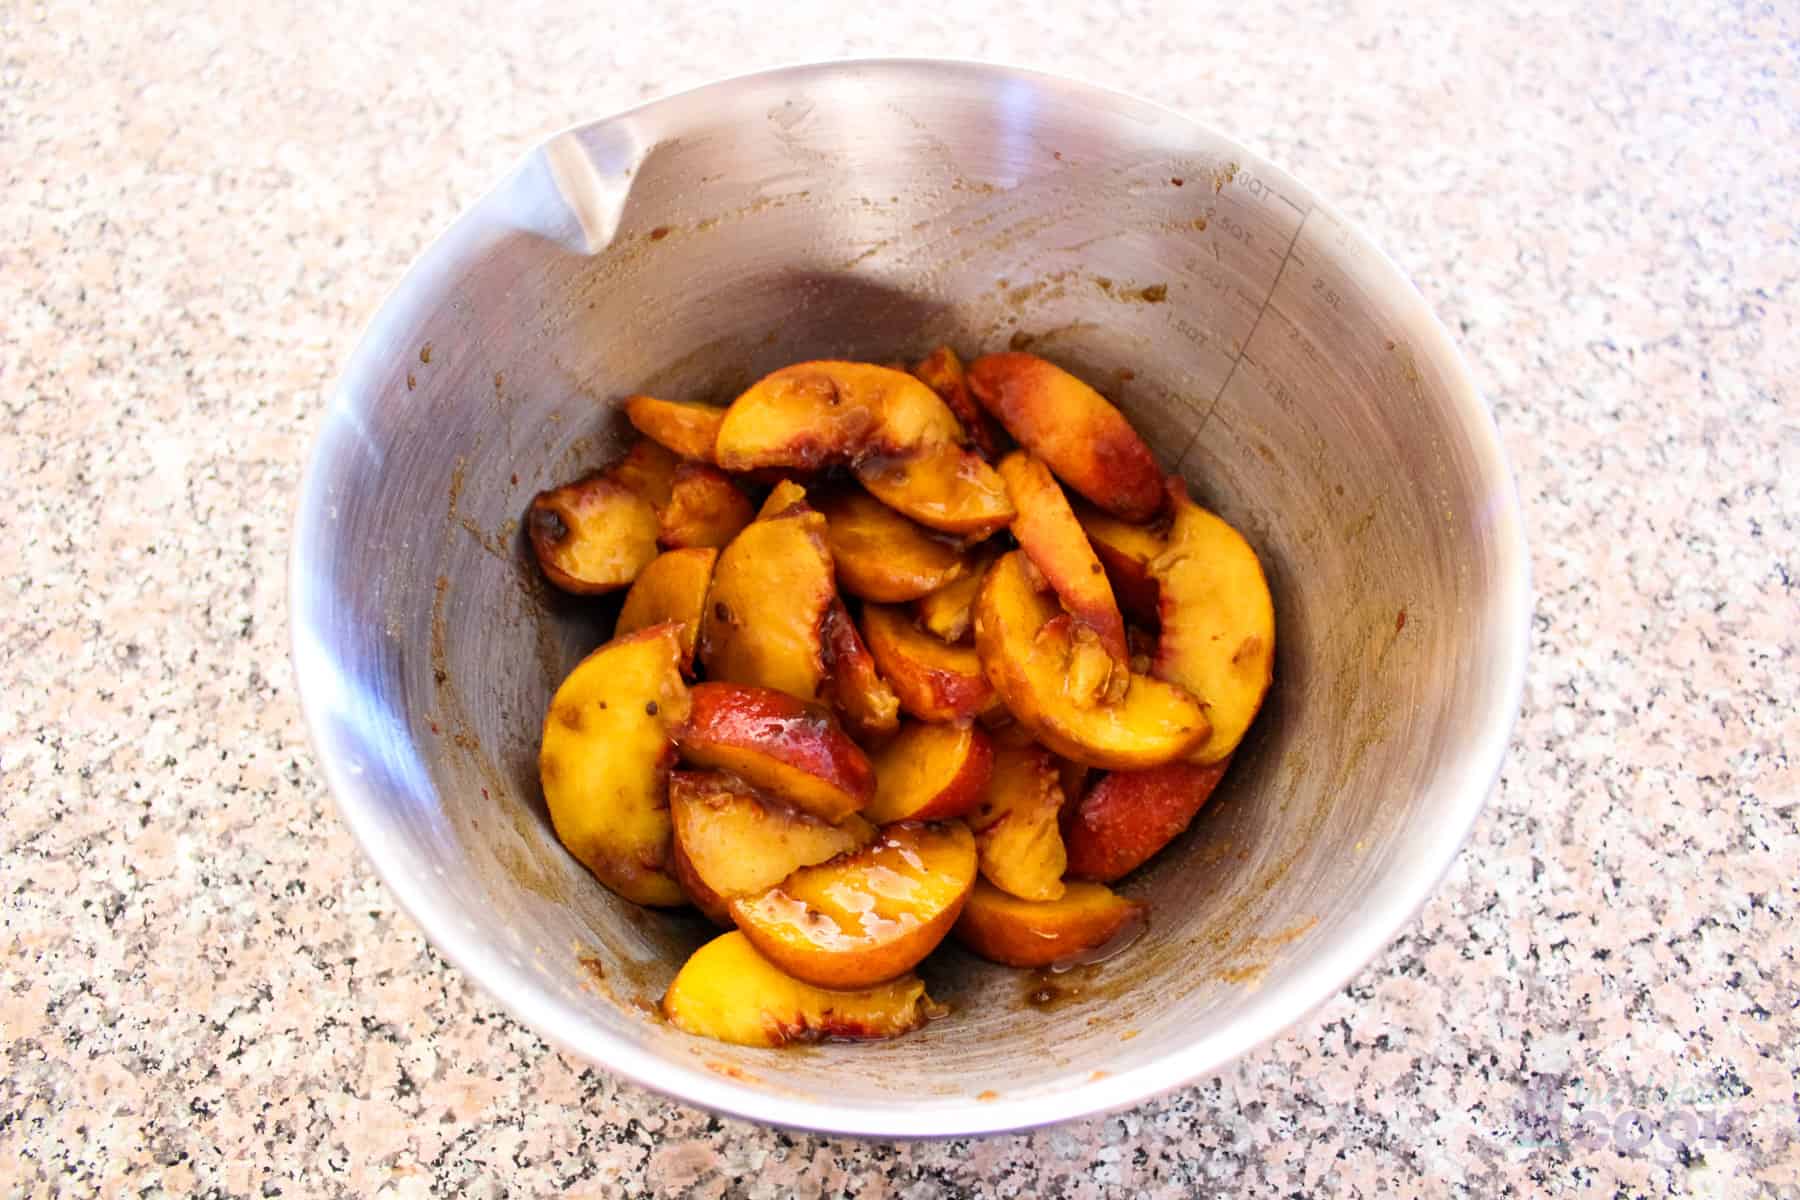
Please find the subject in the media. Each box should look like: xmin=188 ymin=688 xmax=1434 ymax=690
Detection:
xmin=290 ymin=59 xmax=1528 ymax=1136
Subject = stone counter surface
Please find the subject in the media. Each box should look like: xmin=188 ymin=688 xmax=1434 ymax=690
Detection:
xmin=2 ymin=1 xmax=1795 ymax=1196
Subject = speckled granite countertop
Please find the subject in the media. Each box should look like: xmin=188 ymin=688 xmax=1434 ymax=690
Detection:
xmin=3 ymin=2 xmax=1796 ymax=1196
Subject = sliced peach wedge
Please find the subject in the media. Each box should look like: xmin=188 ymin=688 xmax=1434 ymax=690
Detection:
xmin=527 ymin=472 xmax=655 ymax=594
xmin=657 ymin=463 xmax=753 ymax=550
xmin=606 ymin=438 xmax=680 ymax=505
xmin=615 ymin=547 xmax=717 ymax=673
xmin=912 ymin=345 xmax=1004 ymax=459
xmin=821 ymin=601 xmax=901 ymax=741
xmin=698 ymin=483 xmax=835 ymax=702
xmin=669 ymin=838 xmax=735 ymax=927
xmin=1151 ymin=480 xmax=1276 ymax=764
xmin=1064 ymin=758 xmax=1231 ymax=882
xmin=675 ymin=683 xmax=874 ymax=823
xmin=861 ymin=603 xmax=997 ymax=723
xmin=527 ymin=439 xmax=678 ymax=594
xmin=1072 ymin=497 xmax=1168 ymax=629
xmin=853 ymin=445 xmax=1013 ymax=538
xmin=913 ymin=548 xmax=996 ymax=644
xmin=663 ymin=931 xmax=940 ymax=1047
xmin=625 ymin=394 xmax=727 ymax=463
xmin=998 ymin=450 xmax=1129 ymax=697
xmin=966 ymin=738 xmax=1067 ymax=901
xmin=814 ymin=487 xmax=972 ymax=603
xmin=715 ymin=361 xmax=960 ymax=470
xmin=953 ymin=879 xmax=1146 ymax=969
xmin=731 ymin=820 xmax=978 ymax=989
xmin=973 ymin=551 xmax=1210 ymax=769
xmin=713 ymin=361 xmax=1014 ymax=536
xmin=967 ymin=352 xmax=1163 ymax=522
xmin=867 ymin=720 xmax=994 ymax=823
xmin=668 ymin=770 xmax=875 ymax=926
xmin=538 ymin=623 xmax=691 ymax=906
xmin=755 ymin=478 xmax=810 ymax=520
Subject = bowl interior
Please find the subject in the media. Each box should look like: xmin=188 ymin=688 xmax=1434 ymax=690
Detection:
xmin=292 ymin=61 xmax=1526 ymax=1135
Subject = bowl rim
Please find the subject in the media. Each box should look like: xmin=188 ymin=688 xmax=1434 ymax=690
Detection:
xmin=290 ymin=55 xmax=1531 ymax=1138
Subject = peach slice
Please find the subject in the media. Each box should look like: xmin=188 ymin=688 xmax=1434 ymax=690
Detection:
xmin=538 ymin=623 xmax=691 ymax=906
xmin=815 ymin=487 xmax=971 ymax=603
xmin=755 ymin=477 xmax=810 ymax=520
xmin=1152 ymin=481 xmax=1276 ymax=763
xmin=657 ymin=463 xmax=754 ymax=550
xmin=1064 ymin=758 xmax=1231 ymax=882
xmin=866 ymin=721 xmax=995 ymax=823
xmin=912 ymin=345 xmax=1004 ymax=459
xmin=973 ymin=551 xmax=1210 ymax=769
xmin=606 ymin=438 xmax=679 ymax=505
xmin=714 ymin=360 xmax=965 ymax=472
xmin=615 ymin=547 xmax=717 ymax=672
xmin=1072 ymin=498 xmax=1168 ymax=629
xmin=822 ymin=601 xmax=901 ymax=741
xmin=730 ymin=821 xmax=977 ymax=989
xmin=675 ymin=683 xmax=874 ymax=823
xmin=953 ymin=879 xmax=1147 ymax=968
xmin=966 ymin=738 xmax=1067 ymax=901
xmin=527 ymin=473 xmax=657 ymax=595
xmin=528 ymin=440 xmax=681 ymax=594
xmin=698 ymin=489 xmax=835 ymax=702
xmin=662 ymin=931 xmax=939 ymax=1047
xmin=853 ymin=445 xmax=1014 ymax=537
xmin=712 ymin=360 xmax=1014 ymax=534
xmin=624 ymin=394 xmax=726 ymax=463
xmin=860 ymin=603 xmax=998 ymax=723
xmin=669 ymin=770 xmax=876 ymax=924
xmin=998 ymin=450 xmax=1129 ymax=692
xmin=967 ymin=352 xmax=1163 ymax=521
xmin=913 ymin=549 xmax=997 ymax=644
xmin=670 ymin=837 xmax=735 ymax=927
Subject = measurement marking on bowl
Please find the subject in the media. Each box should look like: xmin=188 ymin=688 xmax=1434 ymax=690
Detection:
xmin=1174 ymin=208 xmax=1313 ymax=470
xmin=1230 ymin=168 xmax=1307 ymax=219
